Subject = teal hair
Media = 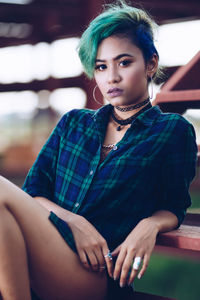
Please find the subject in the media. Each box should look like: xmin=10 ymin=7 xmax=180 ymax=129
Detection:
xmin=78 ymin=0 xmax=162 ymax=81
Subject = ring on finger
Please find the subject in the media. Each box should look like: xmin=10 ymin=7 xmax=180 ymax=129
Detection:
xmin=104 ymin=251 xmax=113 ymax=260
xmin=132 ymin=256 xmax=142 ymax=270
xmin=99 ymin=265 xmax=106 ymax=270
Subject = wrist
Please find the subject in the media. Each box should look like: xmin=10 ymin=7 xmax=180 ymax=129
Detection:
xmin=67 ymin=212 xmax=82 ymax=227
xmin=141 ymin=217 xmax=160 ymax=235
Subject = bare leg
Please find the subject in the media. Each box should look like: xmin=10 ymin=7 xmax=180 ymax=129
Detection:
xmin=0 ymin=176 xmax=107 ymax=300
xmin=0 ymin=206 xmax=31 ymax=300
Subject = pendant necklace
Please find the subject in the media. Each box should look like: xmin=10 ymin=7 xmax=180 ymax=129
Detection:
xmin=111 ymin=102 xmax=152 ymax=131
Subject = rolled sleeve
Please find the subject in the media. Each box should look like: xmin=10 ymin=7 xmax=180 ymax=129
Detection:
xmin=157 ymin=122 xmax=198 ymax=227
xmin=22 ymin=114 xmax=68 ymax=201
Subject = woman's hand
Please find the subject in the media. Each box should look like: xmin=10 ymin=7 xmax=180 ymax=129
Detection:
xmin=111 ymin=218 xmax=159 ymax=287
xmin=34 ymin=197 xmax=113 ymax=275
xmin=68 ymin=214 xmax=113 ymax=276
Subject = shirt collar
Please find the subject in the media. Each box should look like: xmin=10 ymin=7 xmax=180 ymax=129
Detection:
xmin=92 ymin=104 xmax=112 ymax=143
xmin=135 ymin=105 xmax=162 ymax=126
xmin=91 ymin=104 xmax=162 ymax=145
xmin=93 ymin=104 xmax=162 ymax=126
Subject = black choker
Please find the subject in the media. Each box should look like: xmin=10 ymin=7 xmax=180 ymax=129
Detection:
xmin=115 ymin=97 xmax=150 ymax=112
xmin=111 ymin=102 xmax=152 ymax=131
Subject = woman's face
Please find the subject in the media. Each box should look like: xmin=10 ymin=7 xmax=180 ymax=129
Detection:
xmin=94 ymin=35 xmax=157 ymax=106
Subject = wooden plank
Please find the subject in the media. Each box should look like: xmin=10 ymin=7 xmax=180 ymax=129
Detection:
xmin=134 ymin=291 xmax=176 ymax=300
xmin=184 ymin=213 xmax=200 ymax=226
xmin=156 ymin=225 xmax=200 ymax=251
xmin=0 ymin=76 xmax=85 ymax=93
xmin=154 ymin=89 xmax=200 ymax=103
xmin=161 ymin=51 xmax=200 ymax=91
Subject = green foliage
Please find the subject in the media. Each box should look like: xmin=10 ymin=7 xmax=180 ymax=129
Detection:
xmin=135 ymin=253 xmax=200 ymax=300
xmin=189 ymin=191 xmax=200 ymax=210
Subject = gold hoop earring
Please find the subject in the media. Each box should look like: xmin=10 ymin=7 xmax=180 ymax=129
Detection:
xmin=93 ymin=85 xmax=104 ymax=106
xmin=149 ymin=76 xmax=154 ymax=100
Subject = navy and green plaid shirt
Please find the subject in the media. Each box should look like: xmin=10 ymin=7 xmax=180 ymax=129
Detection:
xmin=22 ymin=104 xmax=198 ymax=253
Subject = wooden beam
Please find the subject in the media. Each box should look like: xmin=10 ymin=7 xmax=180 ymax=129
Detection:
xmin=156 ymin=224 xmax=200 ymax=252
xmin=0 ymin=76 xmax=85 ymax=92
xmin=161 ymin=51 xmax=200 ymax=91
xmin=153 ymin=90 xmax=200 ymax=113
xmin=154 ymin=89 xmax=200 ymax=103
xmin=134 ymin=291 xmax=176 ymax=300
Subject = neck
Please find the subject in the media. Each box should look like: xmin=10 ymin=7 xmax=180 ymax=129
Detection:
xmin=113 ymin=97 xmax=150 ymax=120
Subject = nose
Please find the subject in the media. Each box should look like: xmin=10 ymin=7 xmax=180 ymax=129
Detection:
xmin=107 ymin=66 xmax=121 ymax=84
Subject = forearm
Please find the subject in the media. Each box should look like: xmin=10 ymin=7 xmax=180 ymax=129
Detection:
xmin=34 ymin=196 xmax=77 ymax=225
xmin=145 ymin=210 xmax=179 ymax=234
xmin=113 ymin=210 xmax=179 ymax=285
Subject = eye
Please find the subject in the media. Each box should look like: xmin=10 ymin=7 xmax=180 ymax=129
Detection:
xmin=95 ymin=64 xmax=107 ymax=71
xmin=119 ymin=60 xmax=132 ymax=67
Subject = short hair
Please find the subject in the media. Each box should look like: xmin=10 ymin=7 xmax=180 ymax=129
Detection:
xmin=78 ymin=0 xmax=163 ymax=82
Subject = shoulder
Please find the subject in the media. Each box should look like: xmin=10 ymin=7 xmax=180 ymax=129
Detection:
xmin=154 ymin=106 xmax=195 ymax=137
xmin=60 ymin=108 xmax=95 ymax=123
xmin=53 ymin=108 xmax=96 ymax=138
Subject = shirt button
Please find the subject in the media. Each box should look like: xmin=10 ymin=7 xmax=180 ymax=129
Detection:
xmin=74 ymin=202 xmax=80 ymax=208
xmin=90 ymin=170 xmax=94 ymax=175
xmin=113 ymin=145 xmax=118 ymax=151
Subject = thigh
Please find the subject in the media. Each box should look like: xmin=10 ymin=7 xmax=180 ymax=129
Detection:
xmin=0 ymin=176 xmax=107 ymax=300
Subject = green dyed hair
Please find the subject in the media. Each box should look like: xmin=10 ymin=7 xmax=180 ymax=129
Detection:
xmin=78 ymin=0 xmax=164 ymax=82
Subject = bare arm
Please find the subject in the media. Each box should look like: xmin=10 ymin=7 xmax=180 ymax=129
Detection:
xmin=146 ymin=209 xmax=178 ymax=233
xmin=112 ymin=210 xmax=178 ymax=287
xmin=34 ymin=196 xmax=76 ymax=224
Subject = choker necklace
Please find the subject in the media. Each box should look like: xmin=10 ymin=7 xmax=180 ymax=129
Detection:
xmin=115 ymin=97 xmax=150 ymax=112
xmin=111 ymin=102 xmax=152 ymax=131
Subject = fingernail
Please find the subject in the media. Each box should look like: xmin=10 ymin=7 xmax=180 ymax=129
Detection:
xmin=120 ymin=282 xmax=124 ymax=288
xmin=138 ymin=274 xmax=141 ymax=279
xmin=114 ymin=276 xmax=117 ymax=281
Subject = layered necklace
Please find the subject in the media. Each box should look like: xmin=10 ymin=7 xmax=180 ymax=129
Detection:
xmin=111 ymin=98 xmax=151 ymax=131
xmin=100 ymin=99 xmax=152 ymax=163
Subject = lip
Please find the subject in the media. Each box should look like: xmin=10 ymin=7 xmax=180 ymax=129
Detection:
xmin=107 ymin=88 xmax=123 ymax=98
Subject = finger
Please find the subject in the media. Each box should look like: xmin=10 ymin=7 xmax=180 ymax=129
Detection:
xmin=137 ymin=254 xmax=150 ymax=279
xmin=111 ymin=244 xmax=121 ymax=257
xmin=103 ymin=248 xmax=113 ymax=278
xmin=86 ymin=250 xmax=99 ymax=272
xmin=113 ymin=248 xmax=126 ymax=282
xmin=94 ymin=247 xmax=107 ymax=274
xmin=119 ymin=252 xmax=135 ymax=288
xmin=78 ymin=250 xmax=91 ymax=270
xmin=127 ymin=256 xmax=143 ymax=285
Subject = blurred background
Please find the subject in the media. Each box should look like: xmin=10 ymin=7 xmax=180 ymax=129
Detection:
xmin=0 ymin=1 xmax=199 ymax=299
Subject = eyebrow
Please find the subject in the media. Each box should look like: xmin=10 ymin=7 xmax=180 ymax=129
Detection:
xmin=95 ymin=53 xmax=134 ymax=63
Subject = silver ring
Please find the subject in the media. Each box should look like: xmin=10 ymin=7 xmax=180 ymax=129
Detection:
xmin=99 ymin=265 xmax=106 ymax=270
xmin=133 ymin=257 xmax=142 ymax=270
xmin=104 ymin=251 xmax=112 ymax=260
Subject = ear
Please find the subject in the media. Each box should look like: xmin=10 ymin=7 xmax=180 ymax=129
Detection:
xmin=146 ymin=53 xmax=158 ymax=79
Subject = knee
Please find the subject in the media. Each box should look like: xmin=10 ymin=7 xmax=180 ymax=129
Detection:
xmin=0 ymin=202 xmax=8 ymax=219
xmin=0 ymin=176 xmax=9 ymax=204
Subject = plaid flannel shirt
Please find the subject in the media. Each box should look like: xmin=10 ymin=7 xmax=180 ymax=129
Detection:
xmin=22 ymin=104 xmax=198 ymax=252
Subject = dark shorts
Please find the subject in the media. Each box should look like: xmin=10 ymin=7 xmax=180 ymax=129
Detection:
xmin=31 ymin=283 xmax=134 ymax=300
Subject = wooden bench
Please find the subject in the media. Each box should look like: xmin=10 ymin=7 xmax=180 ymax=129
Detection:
xmin=131 ymin=213 xmax=200 ymax=300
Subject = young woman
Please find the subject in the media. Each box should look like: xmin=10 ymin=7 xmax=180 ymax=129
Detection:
xmin=0 ymin=1 xmax=198 ymax=299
